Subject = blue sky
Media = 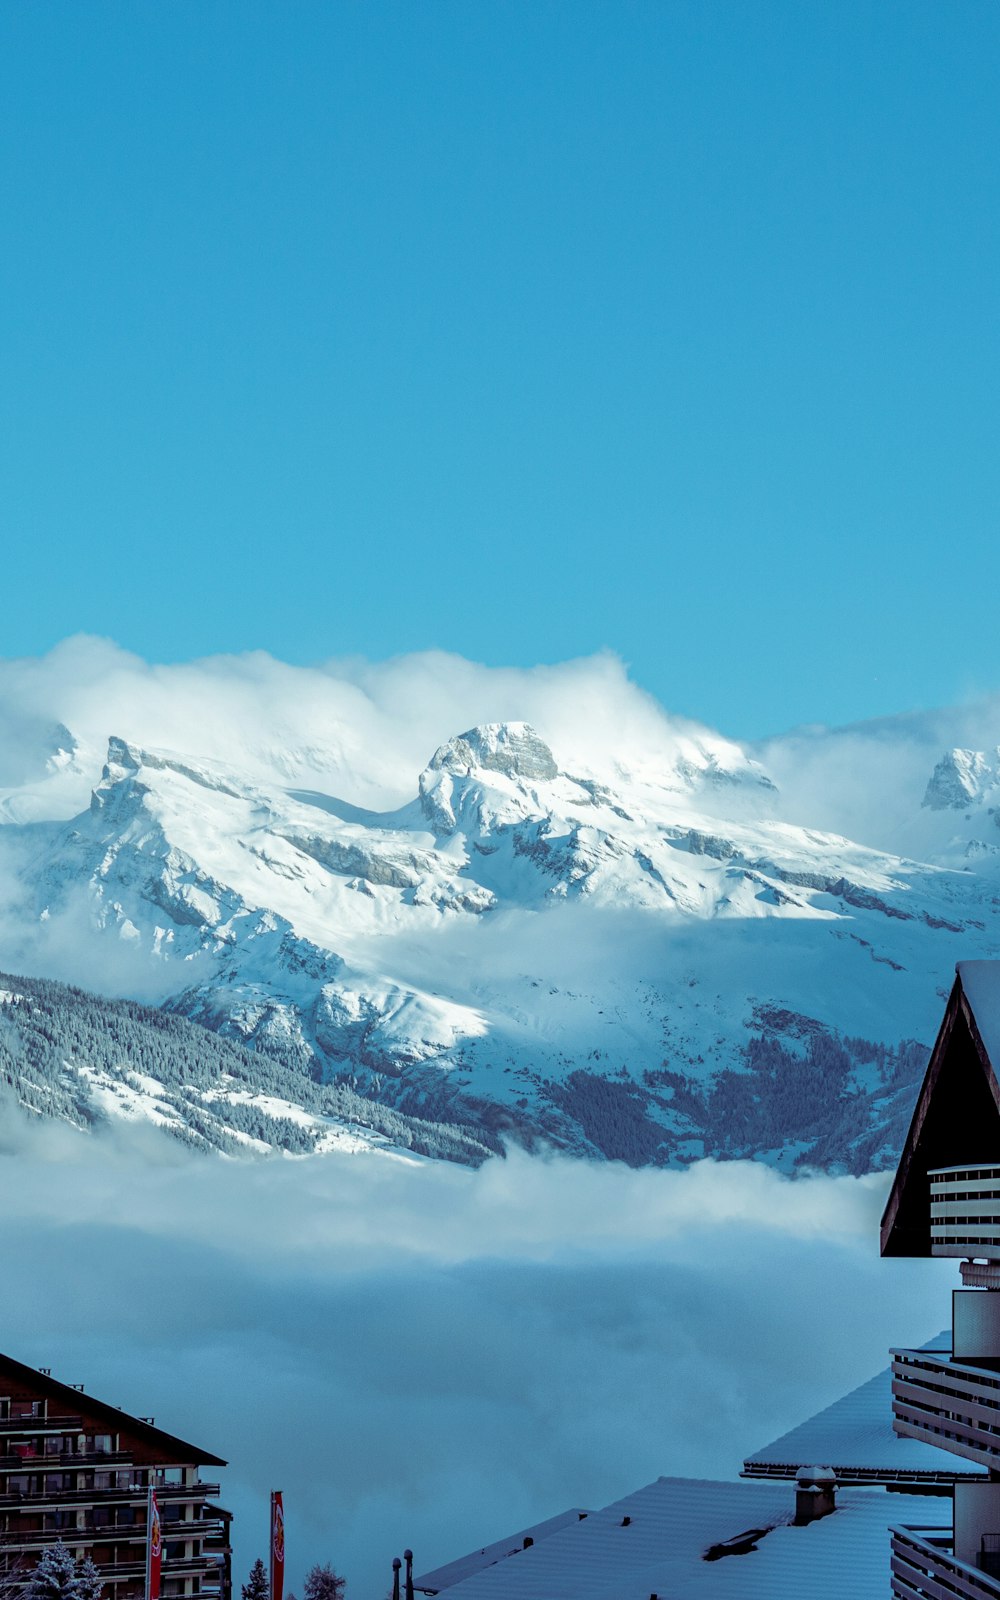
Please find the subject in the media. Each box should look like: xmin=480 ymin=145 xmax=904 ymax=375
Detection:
xmin=1 ymin=0 xmax=998 ymax=738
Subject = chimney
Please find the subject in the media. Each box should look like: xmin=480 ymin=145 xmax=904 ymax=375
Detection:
xmin=794 ymin=1466 xmax=837 ymax=1525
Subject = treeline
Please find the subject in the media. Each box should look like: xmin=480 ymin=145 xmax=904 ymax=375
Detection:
xmin=0 ymin=970 xmax=496 ymax=1165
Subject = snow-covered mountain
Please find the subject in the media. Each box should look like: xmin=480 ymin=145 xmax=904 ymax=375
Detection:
xmin=4 ymin=644 xmax=1000 ymax=1170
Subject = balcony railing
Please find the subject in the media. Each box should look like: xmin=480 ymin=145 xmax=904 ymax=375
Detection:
xmin=892 ymin=1526 xmax=1000 ymax=1599
xmin=0 ymin=1482 xmax=220 ymax=1509
xmin=893 ymin=1348 xmax=1000 ymax=1469
xmin=0 ymin=1450 xmax=133 ymax=1470
xmin=0 ymin=1415 xmax=84 ymax=1433
xmin=931 ymin=1167 xmax=1000 ymax=1259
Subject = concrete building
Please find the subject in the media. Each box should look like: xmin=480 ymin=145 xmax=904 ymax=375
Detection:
xmin=881 ymin=960 xmax=1000 ymax=1598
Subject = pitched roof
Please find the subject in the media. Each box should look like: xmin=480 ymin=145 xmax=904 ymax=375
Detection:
xmin=881 ymin=961 xmax=1000 ymax=1257
xmin=414 ymin=1508 xmax=590 ymax=1594
xmin=414 ymin=1477 xmax=899 ymax=1600
xmin=742 ymin=1331 xmax=981 ymax=1485
xmin=0 ymin=1351 xmax=227 ymax=1467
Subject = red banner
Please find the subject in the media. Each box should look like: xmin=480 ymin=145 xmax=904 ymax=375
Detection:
xmin=270 ymin=1492 xmax=284 ymax=1600
xmin=147 ymin=1488 xmax=162 ymax=1600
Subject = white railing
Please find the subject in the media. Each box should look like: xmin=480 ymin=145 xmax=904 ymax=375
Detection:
xmin=893 ymin=1348 xmax=1000 ymax=1469
xmin=931 ymin=1167 xmax=1000 ymax=1260
xmin=892 ymin=1525 xmax=1000 ymax=1600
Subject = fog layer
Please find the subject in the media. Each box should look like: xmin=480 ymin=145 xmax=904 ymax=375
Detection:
xmin=0 ymin=1117 xmax=949 ymax=1598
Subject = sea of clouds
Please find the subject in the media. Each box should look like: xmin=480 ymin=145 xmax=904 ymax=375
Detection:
xmin=0 ymin=1110 xmax=950 ymax=1600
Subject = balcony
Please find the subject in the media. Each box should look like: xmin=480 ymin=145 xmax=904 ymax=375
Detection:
xmin=0 ymin=1415 xmax=83 ymax=1433
xmin=930 ymin=1167 xmax=1000 ymax=1259
xmin=0 ymin=1450 xmax=133 ymax=1469
xmin=892 ymin=1526 xmax=1000 ymax=1599
xmin=893 ymin=1348 xmax=1000 ymax=1469
xmin=0 ymin=1483 xmax=221 ymax=1511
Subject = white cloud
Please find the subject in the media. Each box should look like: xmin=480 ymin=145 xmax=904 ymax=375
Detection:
xmin=0 ymin=1126 xmax=950 ymax=1599
xmin=0 ymin=637 xmax=748 ymax=817
xmin=2 ymin=634 xmax=997 ymax=857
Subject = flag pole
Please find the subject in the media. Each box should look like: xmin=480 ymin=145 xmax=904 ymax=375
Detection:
xmin=270 ymin=1491 xmax=284 ymax=1600
xmin=145 ymin=1487 xmax=152 ymax=1600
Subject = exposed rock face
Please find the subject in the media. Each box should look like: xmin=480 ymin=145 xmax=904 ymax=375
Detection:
xmin=427 ymin=722 xmax=559 ymax=782
xmin=923 ymin=748 xmax=999 ymax=810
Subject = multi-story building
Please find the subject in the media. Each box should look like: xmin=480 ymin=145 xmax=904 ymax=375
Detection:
xmin=0 ymin=1351 xmax=231 ymax=1600
xmin=882 ymin=959 xmax=1000 ymax=1599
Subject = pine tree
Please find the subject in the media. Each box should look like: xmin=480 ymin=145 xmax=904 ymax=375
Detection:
xmin=72 ymin=1557 xmax=103 ymax=1600
xmin=22 ymin=1544 xmax=82 ymax=1600
xmin=242 ymin=1558 xmax=270 ymax=1600
xmin=303 ymin=1562 xmax=346 ymax=1600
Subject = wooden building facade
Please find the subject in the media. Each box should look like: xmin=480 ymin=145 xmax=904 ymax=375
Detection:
xmin=0 ymin=1352 xmax=231 ymax=1600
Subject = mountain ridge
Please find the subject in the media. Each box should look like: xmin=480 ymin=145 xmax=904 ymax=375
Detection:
xmin=4 ymin=680 xmax=1000 ymax=1169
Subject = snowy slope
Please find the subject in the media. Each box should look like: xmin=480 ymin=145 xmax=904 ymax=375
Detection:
xmin=0 ymin=970 xmax=494 ymax=1163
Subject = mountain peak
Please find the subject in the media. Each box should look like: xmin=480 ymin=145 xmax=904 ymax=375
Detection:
xmin=105 ymin=735 xmax=144 ymax=776
xmin=922 ymin=747 xmax=1000 ymax=810
xmin=427 ymin=722 xmax=559 ymax=783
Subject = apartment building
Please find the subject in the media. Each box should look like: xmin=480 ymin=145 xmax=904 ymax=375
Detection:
xmin=0 ymin=1352 xmax=231 ymax=1600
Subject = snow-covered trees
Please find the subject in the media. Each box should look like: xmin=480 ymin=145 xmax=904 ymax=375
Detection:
xmin=303 ymin=1563 xmax=346 ymax=1600
xmin=241 ymin=1558 xmax=269 ymax=1600
xmin=21 ymin=1543 xmax=102 ymax=1600
xmin=0 ymin=971 xmax=496 ymax=1164
xmin=71 ymin=1558 xmax=102 ymax=1600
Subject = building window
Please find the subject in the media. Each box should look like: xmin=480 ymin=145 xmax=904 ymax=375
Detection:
xmin=8 ymin=1475 xmax=41 ymax=1495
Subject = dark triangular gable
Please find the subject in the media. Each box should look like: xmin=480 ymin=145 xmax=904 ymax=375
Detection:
xmin=881 ymin=966 xmax=1000 ymax=1257
xmin=0 ymin=1350 xmax=226 ymax=1465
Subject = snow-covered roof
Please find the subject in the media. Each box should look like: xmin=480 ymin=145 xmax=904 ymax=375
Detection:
xmin=413 ymin=1507 xmax=589 ymax=1593
xmin=743 ymin=1332 xmax=982 ymax=1484
xmin=414 ymin=1476 xmax=904 ymax=1599
xmin=957 ymin=960 xmax=1000 ymax=1070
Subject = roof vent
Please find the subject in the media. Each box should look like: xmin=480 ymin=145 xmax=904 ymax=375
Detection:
xmin=39 ymin=1368 xmax=50 ymax=1376
xmin=522 ymin=1537 xmax=533 ymax=1549
xmin=71 ymin=1384 xmax=84 ymax=1392
xmin=621 ymin=1516 xmax=632 ymax=1527
xmin=140 ymin=1416 xmax=155 ymax=1424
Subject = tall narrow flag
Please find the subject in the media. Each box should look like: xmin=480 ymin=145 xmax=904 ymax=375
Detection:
xmin=147 ymin=1487 xmax=162 ymax=1600
xmin=270 ymin=1491 xmax=284 ymax=1600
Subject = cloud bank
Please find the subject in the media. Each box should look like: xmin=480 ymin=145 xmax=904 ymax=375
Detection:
xmin=0 ymin=637 xmax=708 ymax=818
xmin=1 ymin=633 xmax=998 ymax=856
xmin=0 ymin=1117 xmax=950 ymax=1599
